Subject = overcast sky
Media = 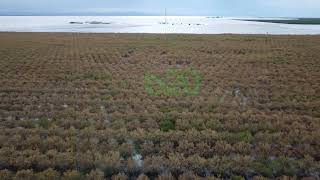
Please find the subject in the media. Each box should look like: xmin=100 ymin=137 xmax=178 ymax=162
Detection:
xmin=0 ymin=0 xmax=320 ymax=17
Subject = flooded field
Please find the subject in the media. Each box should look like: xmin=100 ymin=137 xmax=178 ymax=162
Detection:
xmin=0 ymin=33 xmax=319 ymax=179
xmin=0 ymin=16 xmax=320 ymax=34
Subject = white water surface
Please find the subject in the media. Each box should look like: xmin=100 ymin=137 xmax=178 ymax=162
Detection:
xmin=0 ymin=16 xmax=320 ymax=34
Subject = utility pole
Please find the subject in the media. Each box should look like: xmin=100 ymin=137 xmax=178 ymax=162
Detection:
xmin=165 ymin=8 xmax=167 ymax=24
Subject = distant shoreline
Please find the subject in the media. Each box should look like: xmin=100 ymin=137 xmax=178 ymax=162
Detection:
xmin=237 ymin=18 xmax=320 ymax=25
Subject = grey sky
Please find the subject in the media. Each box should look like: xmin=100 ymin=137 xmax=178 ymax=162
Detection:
xmin=0 ymin=0 xmax=319 ymax=17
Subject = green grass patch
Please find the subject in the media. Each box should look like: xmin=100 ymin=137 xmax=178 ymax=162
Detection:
xmin=160 ymin=115 xmax=176 ymax=132
xmin=220 ymin=131 xmax=254 ymax=143
xmin=38 ymin=118 xmax=51 ymax=129
xmin=252 ymin=156 xmax=298 ymax=177
xmin=144 ymin=68 xmax=202 ymax=97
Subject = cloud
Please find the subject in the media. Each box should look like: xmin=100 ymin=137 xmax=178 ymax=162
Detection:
xmin=259 ymin=0 xmax=320 ymax=9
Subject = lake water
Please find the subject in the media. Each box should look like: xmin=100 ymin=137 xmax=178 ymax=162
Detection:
xmin=0 ymin=16 xmax=320 ymax=34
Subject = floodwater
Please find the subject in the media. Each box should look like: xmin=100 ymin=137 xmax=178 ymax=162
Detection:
xmin=0 ymin=16 xmax=320 ymax=34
